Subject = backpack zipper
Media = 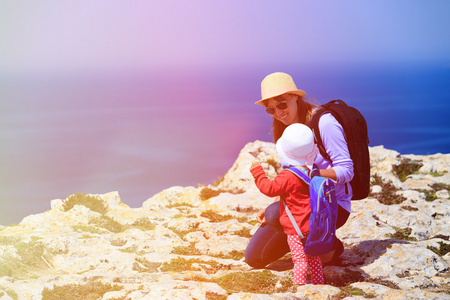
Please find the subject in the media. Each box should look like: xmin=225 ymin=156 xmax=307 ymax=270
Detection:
xmin=320 ymin=218 xmax=329 ymax=242
xmin=317 ymin=179 xmax=328 ymax=211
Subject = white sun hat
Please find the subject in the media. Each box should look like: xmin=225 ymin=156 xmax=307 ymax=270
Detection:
xmin=276 ymin=123 xmax=318 ymax=167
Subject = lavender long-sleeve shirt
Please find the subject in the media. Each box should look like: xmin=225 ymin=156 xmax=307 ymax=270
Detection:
xmin=314 ymin=113 xmax=354 ymax=213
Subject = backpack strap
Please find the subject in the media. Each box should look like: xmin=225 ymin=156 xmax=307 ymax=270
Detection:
xmin=311 ymin=100 xmax=349 ymax=163
xmin=310 ymin=106 xmax=332 ymax=163
xmin=282 ymin=166 xmax=311 ymax=240
xmin=286 ymin=166 xmax=311 ymax=183
xmin=281 ymin=197 xmax=305 ymax=239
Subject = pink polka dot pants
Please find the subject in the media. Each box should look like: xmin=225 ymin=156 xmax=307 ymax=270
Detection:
xmin=287 ymin=234 xmax=324 ymax=285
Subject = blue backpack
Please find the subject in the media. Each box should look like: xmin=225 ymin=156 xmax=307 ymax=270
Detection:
xmin=281 ymin=165 xmax=338 ymax=256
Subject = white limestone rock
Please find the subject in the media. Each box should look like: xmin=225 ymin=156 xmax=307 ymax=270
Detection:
xmin=194 ymin=234 xmax=249 ymax=256
xmin=0 ymin=143 xmax=449 ymax=299
xmin=216 ymin=140 xmax=280 ymax=193
xmin=142 ymin=186 xmax=202 ymax=209
xmin=360 ymin=243 xmax=448 ymax=277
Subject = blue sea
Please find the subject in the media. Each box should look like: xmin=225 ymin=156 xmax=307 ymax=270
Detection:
xmin=1 ymin=62 xmax=449 ymax=225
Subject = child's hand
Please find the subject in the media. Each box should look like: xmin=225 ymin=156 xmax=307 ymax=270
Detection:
xmin=250 ymin=161 xmax=261 ymax=171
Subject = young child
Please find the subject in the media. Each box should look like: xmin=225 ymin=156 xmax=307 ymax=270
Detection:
xmin=250 ymin=123 xmax=324 ymax=285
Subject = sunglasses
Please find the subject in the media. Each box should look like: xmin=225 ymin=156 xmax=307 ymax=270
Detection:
xmin=265 ymin=101 xmax=288 ymax=115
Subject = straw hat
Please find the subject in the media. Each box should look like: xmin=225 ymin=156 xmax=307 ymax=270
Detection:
xmin=276 ymin=123 xmax=318 ymax=167
xmin=255 ymin=72 xmax=306 ymax=105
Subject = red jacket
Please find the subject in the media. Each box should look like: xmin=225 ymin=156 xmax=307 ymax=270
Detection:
xmin=251 ymin=165 xmax=310 ymax=235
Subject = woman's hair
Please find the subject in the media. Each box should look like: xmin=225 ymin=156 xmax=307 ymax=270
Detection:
xmin=271 ymin=95 xmax=317 ymax=142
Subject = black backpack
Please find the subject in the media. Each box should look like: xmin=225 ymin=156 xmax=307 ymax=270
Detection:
xmin=310 ymin=100 xmax=370 ymax=200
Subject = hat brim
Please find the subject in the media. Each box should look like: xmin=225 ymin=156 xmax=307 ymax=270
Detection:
xmin=255 ymin=90 xmax=306 ymax=106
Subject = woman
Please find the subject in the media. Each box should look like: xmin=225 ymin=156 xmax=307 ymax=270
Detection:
xmin=244 ymin=72 xmax=353 ymax=268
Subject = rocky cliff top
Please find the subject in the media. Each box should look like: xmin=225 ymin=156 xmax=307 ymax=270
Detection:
xmin=0 ymin=142 xmax=449 ymax=300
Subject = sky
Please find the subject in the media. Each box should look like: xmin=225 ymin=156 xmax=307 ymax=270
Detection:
xmin=1 ymin=1 xmax=449 ymax=75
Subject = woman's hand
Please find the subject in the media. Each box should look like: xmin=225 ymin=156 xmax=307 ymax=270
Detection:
xmin=256 ymin=209 xmax=267 ymax=226
xmin=309 ymin=164 xmax=320 ymax=178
